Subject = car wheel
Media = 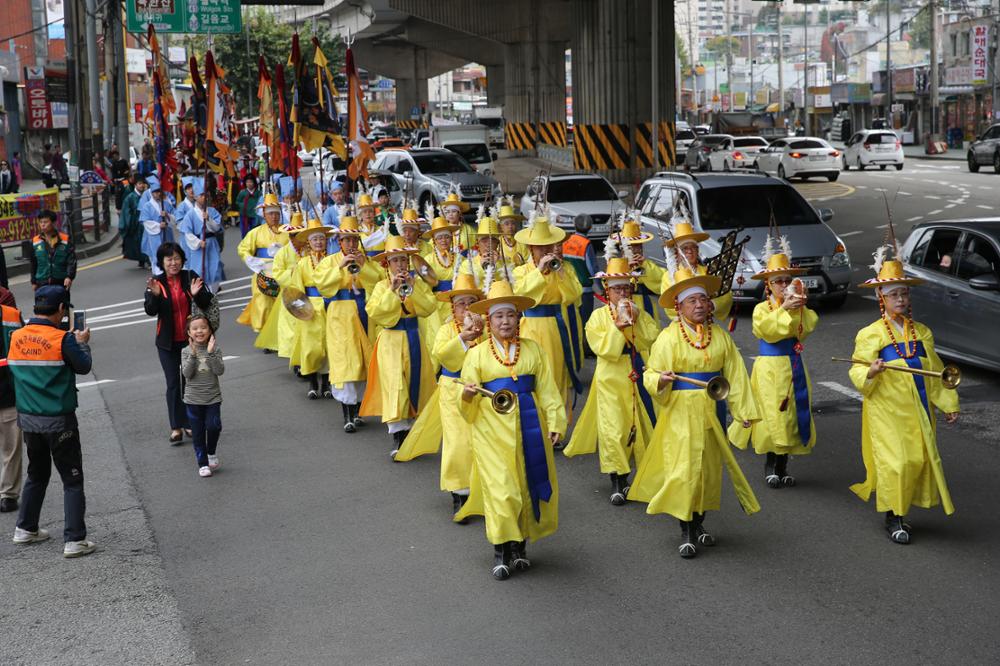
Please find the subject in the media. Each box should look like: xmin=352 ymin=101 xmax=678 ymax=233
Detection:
xmin=778 ymin=164 xmax=788 ymax=180
xmin=895 ymin=163 xmax=903 ymax=171
xmin=842 ymin=156 xmax=850 ymax=171
xmin=879 ymin=164 xmax=887 ymax=170
xmin=723 ymin=160 xmax=731 ymax=172
xmin=828 ymin=173 xmax=839 ymax=182
xmin=856 ymin=157 xmax=864 ymax=171
xmin=968 ymin=153 xmax=980 ymax=173
xmin=993 ymin=152 xmax=1000 ymax=174
xmin=702 ymin=158 xmax=711 ymax=172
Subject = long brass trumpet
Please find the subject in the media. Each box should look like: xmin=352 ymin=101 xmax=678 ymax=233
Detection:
xmin=347 ymin=262 xmax=361 ymax=275
xmin=830 ymin=357 xmax=961 ymax=390
xmin=676 ymin=374 xmax=730 ymax=401
xmin=452 ymin=379 xmax=517 ymax=414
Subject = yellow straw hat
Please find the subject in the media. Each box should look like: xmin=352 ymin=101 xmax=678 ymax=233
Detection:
xmin=858 ymin=257 xmax=923 ymax=289
xmin=337 ymin=213 xmax=362 ymax=236
xmin=619 ymin=220 xmax=654 ymax=244
xmin=437 ymin=271 xmax=484 ymax=302
xmin=752 ymin=253 xmax=807 ymax=281
xmin=665 ymin=221 xmax=710 ymax=248
xmin=256 ymin=192 xmax=281 ymax=213
xmin=372 ymin=234 xmax=418 ymax=263
xmin=281 ymin=210 xmax=306 ymax=234
xmin=469 ymin=279 xmax=535 ymax=314
xmin=440 ymin=192 xmax=470 ymax=213
xmin=594 ymin=257 xmax=641 ymax=282
xmin=476 ymin=215 xmax=501 ymax=237
xmin=514 ymin=214 xmax=567 ymax=246
xmin=295 ymin=216 xmax=336 ymax=244
xmin=659 ymin=266 xmax=722 ymax=307
xmin=422 ymin=215 xmax=460 ymax=240
xmin=355 ymin=193 xmax=376 ymax=210
xmin=399 ymin=207 xmax=421 ymax=227
xmin=497 ymin=203 xmax=524 ymax=222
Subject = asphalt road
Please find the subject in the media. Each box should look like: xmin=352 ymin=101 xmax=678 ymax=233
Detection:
xmin=3 ymin=161 xmax=999 ymax=664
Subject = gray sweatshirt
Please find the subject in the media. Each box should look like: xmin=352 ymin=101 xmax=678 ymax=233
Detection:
xmin=181 ymin=343 xmax=224 ymax=405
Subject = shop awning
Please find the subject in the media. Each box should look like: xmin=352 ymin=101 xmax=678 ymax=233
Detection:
xmin=938 ymin=86 xmax=974 ymax=96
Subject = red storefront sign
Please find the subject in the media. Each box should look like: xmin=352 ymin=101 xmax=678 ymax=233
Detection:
xmin=25 ymin=67 xmax=51 ymax=130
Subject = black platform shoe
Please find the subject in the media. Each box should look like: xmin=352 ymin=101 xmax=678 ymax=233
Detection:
xmin=885 ymin=511 xmax=911 ymax=545
xmin=678 ymin=520 xmax=697 ymax=558
xmin=775 ymin=454 xmax=795 ymax=487
xmin=492 ymin=543 xmax=512 ymax=580
xmin=342 ymin=404 xmax=356 ymax=433
xmin=511 ymin=540 xmax=530 ymax=571
xmin=306 ymin=374 xmax=320 ymax=400
xmin=692 ymin=512 xmax=715 ymax=547
xmin=390 ymin=430 xmax=408 ymax=459
xmin=451 ymin=493 xmax=469 ymax=524
xmin=353 ymin=408 xmax=365 ymax=428
xmin=765 ymin=452 xmax=781 ymax=489
xmin=322 ymin=376 xmax=333 ymax=399
xmin=609 ymin=473 xmax=626 ymax=506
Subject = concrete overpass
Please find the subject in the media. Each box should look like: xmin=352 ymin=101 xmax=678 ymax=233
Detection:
xmin=285 ymin=0 xmax=677 ymax=176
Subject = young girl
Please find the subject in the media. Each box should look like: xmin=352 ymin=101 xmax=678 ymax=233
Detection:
xmin=182 ymin=315 xmax=225 ymax=478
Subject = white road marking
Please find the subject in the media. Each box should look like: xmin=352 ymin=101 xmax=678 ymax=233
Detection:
xmin=222 ymin=355 xmax=240 ymax=361
xmin=77 ymin=379 xmax=117 ymax=388
xmin=906 ymin=216 xmax=923 ymax=222
xmin=855 ymin=185 xmax=868 ymax=189
xmin=819 ymin=381 xmax=862 ymax=402
xmin=82 ymin=281 xmax=250 ymax=312
xmin=898 ymin=191 xmax=911 ymax=196
xmin=876 ymin=224 xmax=889 ymax=229
xmin=840 ymin=230 xmax=864 ymax=237
xmin=978 ymin=205 xmax=994 ymax=210
xmin=924 ymin=195 xmax=941 ymax=200
xmin=927 ymin=210 xmax=943 ymax=216
xmin=90 ymin=298 xmax=252 ymax=331
xmin=945 ymin=204 xmax=956 ymax=209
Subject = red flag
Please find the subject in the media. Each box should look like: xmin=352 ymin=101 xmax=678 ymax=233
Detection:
xmin=345 ymin=46 xmax=374 ymax=181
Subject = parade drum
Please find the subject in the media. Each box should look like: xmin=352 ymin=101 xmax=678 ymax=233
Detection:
xmin=256 ymin=272 xmax=280 ymax=297
xmin=282 ymin=288 xmax=315 ymax=321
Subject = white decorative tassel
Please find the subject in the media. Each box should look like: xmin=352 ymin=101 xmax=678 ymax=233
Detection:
xmin=761 ymin=235 xmax=778 ymax=263
xmin=622 ymin=237 xmax=636 ymax=264
xmin=778 ymin=234 xmax=792 ymax=259
xmin=664 ymin=237 xmax=679 ymax=278
xmin=525 ymin=209 xmax=538 ymax=230
xmin=483 ymin=262 xmax=496 ymax=295
xmin=603 ymin=234 xmax=621 ymax=264
xmin=870 ymin=244 xmax=889 ymax=274
xmin=423 ymin=201 xmax=435 ymax=222
xmin=476 ymin=202 xmax=486 ymax=221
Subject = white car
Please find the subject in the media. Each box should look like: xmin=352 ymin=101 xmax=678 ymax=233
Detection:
xmin=519 ymin=173 xmax=626 ymax=241
xmin=675 ymin=128 xmax=697 ymax=162
xmin=842 ymin=130 xmax=904 ymax=171
xmin=709 ymin=136 xmax=770 ymax=171
xmin=755 ymin=137 xmax=841 ymax=182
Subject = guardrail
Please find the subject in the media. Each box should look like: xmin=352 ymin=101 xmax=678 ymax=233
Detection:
xmin=536 ymin=143 xmax=574 ymax=169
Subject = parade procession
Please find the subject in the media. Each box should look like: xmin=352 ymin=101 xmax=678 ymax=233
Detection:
xmin=5 ymin=1 xmax=1000 ymax=661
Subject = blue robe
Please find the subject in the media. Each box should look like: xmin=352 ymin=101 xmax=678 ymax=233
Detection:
xmin=139 ymin=197 xmax=175 ymax=272
xmin=178 ymin=205 xmax=226 ymax=287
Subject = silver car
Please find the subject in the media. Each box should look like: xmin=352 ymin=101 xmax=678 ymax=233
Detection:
xmin=900 ymin=219 xmax=1000 ymax=371
xmin=636 ymin=172 xmax=852 ymax=307
xmin=518 ymin=173 xmax=627 ymax=241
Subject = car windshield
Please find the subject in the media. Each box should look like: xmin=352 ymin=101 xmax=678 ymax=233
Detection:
xmin=446 ymin=143 xmax=491 ymax=165
xmin=676 ymin=130 xmax=696 ymax=140
xmin=734 ymin=138 xmax=768 ymax=147
xmin=868 ymin=133 xmax=898 ymax=144
xmin=413 ymin=152 xmax=473 ymax=174
xmin=546 ymin=178 xmax=618 ymax=203
xmin=696 ymin=185 xmax=817 ymax=230
xmin=789 ymin=140 xmax=827 ymax=149
xmin=701 ymin=135 xmax=728 ymax=146
xmin=478 ymin=117 xmax=503 ymax=128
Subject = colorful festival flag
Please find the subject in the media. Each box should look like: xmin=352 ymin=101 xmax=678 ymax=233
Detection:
xmin=295 ymin=37 xmax=347 ymax=159
xmin=204 ymin=50 xmax=239 ymax=176
xmin=345 ymin=45 xmax=374 ymax=181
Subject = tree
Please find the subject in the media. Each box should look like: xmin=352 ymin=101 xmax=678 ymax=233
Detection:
xmin=907 ymin=6 xmax=931 ymax=50
xmin=703 ymin=36 xmax=741 ymax=61
xmin=185 ymin=9 xmax=344 ymax=118
xmin=678 ymin=35 xmax=690 ymax=73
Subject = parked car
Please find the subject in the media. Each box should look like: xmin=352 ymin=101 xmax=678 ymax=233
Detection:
xmin=966 ymin=123 xmax=1000 ymax=173
xmin=754 ymin=137 xmax=841 ymax=181
xmin=842 ymin=130 xmax=904 ymax=171
xmin=707 ymin=136 xmax=770 ymax=171
xmin=369 ymin=148 xmax=501 ymax=220
xmin=899 ymin=219 xmax=1000 ymax=371
xmin=683 ymin=134 xmax=733 ymax=172
xmin=518 ymin=173 xmax=627 ymax=241
xmin=372 ymin=137 xmax=409 ymax=152
xmin=674 ymin=128 xmax=697 ymax=163
xmin=694 ymin=124 xmax=711 ymax=135
xmin=297 ymin=148 xmax=315 ymax=167
xmin=635 ymin=172 xmax=851 ymax=307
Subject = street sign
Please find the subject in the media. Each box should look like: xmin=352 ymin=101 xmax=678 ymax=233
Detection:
xmin=126 ymin=0 xmax=242 ymax=34
xmin=375 ymin=79 xmax=393 ymax=90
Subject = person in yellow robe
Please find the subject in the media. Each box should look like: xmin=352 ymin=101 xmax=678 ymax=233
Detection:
xmin=564 ymin=257 xmax=659 ymax=505
xmin=848 ymin=251 xmax=959 ymax=545
xmin=313 ymin=211 xmax=381 ymax=432
xmin=397 ymin=204 xmax=431 ymax=256
xmin=236 ymin=192 xmax=287 ymax=338
xmin=418 ymin=210 xmax=461 ymax=341
xmin=439 ymin=189 xmax=474 ymax=250
xmin=740 ymin=238 xmax=819 ymax=488
xmin=253 ymin=213 xmax=306 ymax=361
xmin=470 ymin=211 xmax=517 ymax=285
xmin=457 ymin=278 xmax=566 ymax=580
xmin=290 ymin=217 xmax=337 ymax=399
xmin=615 ymin=217 xmax=666 ymax=324
xmin=660 ymin=218 xmax=733 ymax=322
xmin=395 ymin=272 xmax=485 ymax=519
xmin=512 ymin=212 xmax=584 ymax=419
xmin=356 ymin=192 xmax=388 ymax=256
xmin=496 ymin=197 xmax=527 ymax=266
xmin=630 ymin=265 xmax=760 ymax=559
xmin=360 ymin=236 xmax=439 ymax=455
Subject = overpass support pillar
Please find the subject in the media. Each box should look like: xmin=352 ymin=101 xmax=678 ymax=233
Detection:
xmin=395 ymin=77 xmax=429 ymax=125
xmin=486 ymin=64 xmax=505 ymax=107
xmin=571 ymin=0 xmax=676 ymax=181
xmin=503 ymin=40 xmax=568 ymax=152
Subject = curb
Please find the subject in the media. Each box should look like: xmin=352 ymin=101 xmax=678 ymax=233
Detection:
xmin=6 ymin=231 xmax=120 ymax=280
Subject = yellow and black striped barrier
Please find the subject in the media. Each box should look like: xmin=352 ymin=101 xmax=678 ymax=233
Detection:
xmin=536 ymin=121 xmax=567 ymax=147
xmin=573 ymin=122 xmax=676 ymax=171
xmin=397 ymin=119 xmax=428 ymax=130
xmin=505 ymin=122 xmax=537 ymax=151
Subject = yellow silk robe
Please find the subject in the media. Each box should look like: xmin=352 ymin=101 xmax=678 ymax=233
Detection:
xmin=847 ymin=320 xmax=959 ymax=516
xmin=254 ymin=242 xmax=304 ymax=364
xmin=289 ymin=253 xmax=329 ymax=376
xmin=512 ymin=260 xmax=584 ymax=401
xmin=500 ymin=236 xmax=528 ymax=266
xmin=629 ymin=321 xmax=761 ymax=521
xmin=235 ymin=224 xmax=288 ymax=332
xmin=457 ymin=338 xmax=567 ymax=545
xmin=631 ymin=258 xmax=666 ymax=325
xmin=395 ymin=321 xmax=483 ymax=492
xmin=660 ymin=263 xmax=734 ymax=322
xmin=313 ymin=252 xmax=381 ymax=386
xmin=742 ymin=300 xmax=818 ymax=455
xmin=564 ymin=305 xmax=659 ymax=475
xmin=420 ymin=247 xmax=461 ymax=341
xmin=360 ymin=277 xmax=438 ymax=423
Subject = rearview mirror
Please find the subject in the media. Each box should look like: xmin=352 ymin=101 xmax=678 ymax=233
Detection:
xmin=818 ymin=208 xmax=834 ymax=222
xmin=617 ymin=190 xmax=628 ymax=199
xmin=969 ymin=274 xmax=999 ymax=291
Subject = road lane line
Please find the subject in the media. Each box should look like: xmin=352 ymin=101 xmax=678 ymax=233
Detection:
xmin=222 ymin=355 xmax=240 ymax=361
xmin=924 ymin=195 xmax=941 ymax=200
xmin=945 ymin=204 xmax=956 ymax=209
xmin=840 ymin=230 xmax=864 ymax=237
xmin=819 ymin=381 xmax=862 ymax=402
xmin=78 ymin=256 xmax=123 ymax=271
xmin=876 ymin=224 xmax=889 ymax=229
xmin=927 ymin=210 xmax=943 ymax=215
xmin=977 ymin=205 xmax=993 ymax=210
xmin=91 ymin=298 xmax=251 ymax=331
xmin=905 ymin=216 xmax=923 ymax=222
xmin=78 ymin=379 xmax=116 ymax=388
xmin=898 ymin=191 xmax=911 ymax=196
xmin=82 ymin=282 xmax=250 ymax=313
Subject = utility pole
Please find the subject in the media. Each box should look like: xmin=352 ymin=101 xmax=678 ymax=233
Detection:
xmin=749 ymin=7 xmax=755 ymax=109
xmin=778 ymin=0 xmax=784 ymax=126
xmin=652 ymin=0 xmax=659 ymax=170
xmin=246 ymin=26 xmax=255 ymax=117
xmin=85 ymin=0 xmax=102 ymax=157
xmin=725 ymin=0 xmax=733 ymax=111
xmin=886 ymin=0 xmax=893 ymax=127
xmin=112 ymin=6 xmax=130 ymax=155
xmin=804 ymin=4 xmax=810 ymax=134
xmin=929 ymin=0 xmax=938 ymax=138
xmin=687 ymin=11 xmax=698 ymax=122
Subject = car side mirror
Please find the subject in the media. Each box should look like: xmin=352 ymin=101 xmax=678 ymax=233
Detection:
xmin=819 ymin=208 xmax=834 ymax=222
xmin=491 ymin=152 xmax=498 ymax=161
xmin=616 ymin=190 xmax=628 ymax=199
xmin=969 ymin=274 xmax=1000 ymax=290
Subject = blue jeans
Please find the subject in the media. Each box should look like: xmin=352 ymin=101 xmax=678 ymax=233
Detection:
xmin=185 ymin=403 xmax=221 ymax=467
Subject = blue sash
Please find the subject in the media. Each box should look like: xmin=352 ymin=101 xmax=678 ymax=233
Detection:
xmin=483 ymin=375 xmax=551 ymax=521
xmin=390 ymin=317 xmax=422 ymax=415
xmin=304 ymin=286 xmax=333 ymax=306
xmin=329 ymin=288 xmax=368 ymax=332
xmin=440 ymin=367 xmax=461 ymax=379
xmin=433 ymin=279 xmax=453 ymax=293
xmin=880 ymin=341 xmax=930 ymax=420
xmin=626 ymin=344 xmax=657 ymax=426
xmin=758 ymin=338 xmax=811 ymax=445
xmin=636 ymin=284 xmax=655 ymax=317
xmin=365 ymin=249 xmax=380 ymax=257
xmin=253 ymin=248 xmax=273 ymax=259
xmin=674 ymin=371 xmax=728 ymax=427
xmin=524 ymin=304 xmax=583 ymax=394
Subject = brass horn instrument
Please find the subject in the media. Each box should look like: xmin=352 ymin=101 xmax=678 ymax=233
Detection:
xmin=830 ymin=357 xmax=962 ymax=390
xmin=347 ymin=261 xmax=361 ymax=275
xmin=452 ymin=379 xmax=517 ymax=414
xmin=677 ymin=374 xmax=730 ymax=401
xmin=547 ymin=256 xmax=562 ymax=273
xmin=396 ymin=281 xmax=414 ymax=298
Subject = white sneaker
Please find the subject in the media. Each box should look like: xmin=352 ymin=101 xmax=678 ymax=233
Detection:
xmin=63 ymin=539 xmax=97 ymax=558
xmin=13 ymin=527 xmax=50 ymax=545
xmin=207 ymin=455 xmax=220 ymax=470
xmin=198 ymin=466 xmax=213 ymax=477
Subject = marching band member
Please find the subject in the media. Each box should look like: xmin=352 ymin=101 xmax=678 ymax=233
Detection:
xmin=457 ymin=278 xmax=566 ymax=580
xmin=496 ymin=197 xmax=527 ymax=266
xmin=739 ymin=235 xmax=818 ymax=488
xmin=440 ymin=189 xmax=471 ymax=243
xmin=560 ymin=214 xmax=598 ymax=326
xmin=178 ymin=177 xmax=225 ymax=293
xmin=419 ymin=206 xmax=462 ymax=341
xmin=139 ymin=175 xmax=175 ymax=275
xmin=356 ymin=191 xmax=388 ymax=256
xmin=630 ymin=262 xmax=760 ymax=559
xmin=470 ymin=209 xmax=515 ymax=285
xmin=397 ymin=203 xmax=431 ymax=256
xmin=395 ymin=271 xmax=485 ymax=519
xmin=512 ymin=211 xmax=584 ymax=415
xmin=659 ymin=213 xmax=733 ymax=322
xmin=360 ymin=236 xmax=438 ymax=457
xmin=290 ymin=217 xmax=337 ymax=399
xmin=617 ymin=216 xmax=666 ymax=323
xmin=314 ymin=210 xmax=381 ymax=431
xmin=848 ymin=248 xmax=959 ymax=545
xmin=236 ymin=192 xmax=287 ymax=338
xmin=320 ymin=180 xmax=348 ymax=229
xmin=564 ymin=257 xmax=658 ymax=505
xmin=253 ymin=213 xmax=306 ymax=361
xmin=173 ymin=177 xmax=197 ymax=224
